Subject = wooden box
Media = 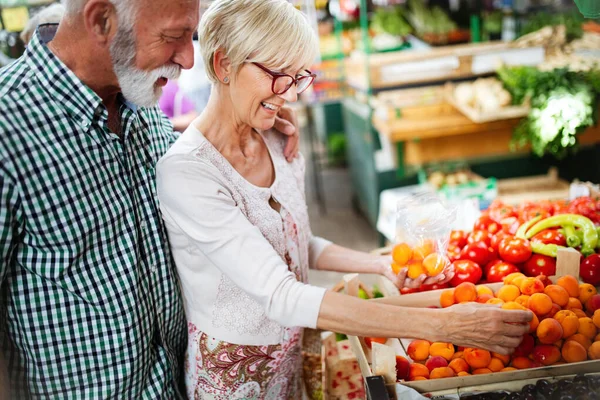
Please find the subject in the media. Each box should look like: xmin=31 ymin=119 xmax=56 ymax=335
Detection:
xmin=347 ymin=249 xmax=600 ymax=398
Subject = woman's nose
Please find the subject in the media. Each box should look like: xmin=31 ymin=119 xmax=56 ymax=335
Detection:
xmin=279 ymin=85 xmax=298 ymax=103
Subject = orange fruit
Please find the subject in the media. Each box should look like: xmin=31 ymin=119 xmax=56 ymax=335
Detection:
xmin=497 ymin=285 xmax=521 ymax=302
xmin=593 ymin=310 xmax=600 ymax=329
xmin=578 ymin=317 xmax=598 ymax=339
xmin=464 ymin=348 xmax=491 ymax=369
xmin=454 ymin=282 xmax=477 ymax=303
xmin=412 ymin=240 xmax=435 ymax=261
xmin=407 ymin=261 xmax=427 ymax=280
xmin=544 ymin=285 xmax=570 ymax=307
xmin=527 ymin=293 xmax=553 ymax=316
xmin=566 ymin=333 xmax=592 ymax=350
xmin=503 ymin=272 xmax=526 ymax=285
xmin=568 ymin=297 xmax=583 ymax=310
xmin=557 ymin=276 xmax=580 ymax=297
xmin=554 ymin=310 xmax=579 ymax=338
xmin=536 ymin=318 xmax=563 ymax=344
xmin=476 ymin=285 xmax=494 ymax=297
xmin=440 ymin=289 xmax=455 ymax=308
xmin=561 ymin=340 xmax=587 ymax=363
xmin=392 ymin=242 xmax=413 ymax=265
xmin=520 ymin=277 xmax=545 ymax=296
xmin=487 ymin=357 xmax=505 ymax=372
xmin=515 ymin=295 xmax=530 ymax=308
xmin=579 ymin=284 xmax=597 ymax=305
xmin=423 ymin=253 xmax=449 ymax=276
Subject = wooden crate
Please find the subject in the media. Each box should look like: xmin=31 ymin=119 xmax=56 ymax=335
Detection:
xmin=497 ymin=168 xmax=571 ymax=205
xmin=347 ymin=249 xmax=600 ymax=398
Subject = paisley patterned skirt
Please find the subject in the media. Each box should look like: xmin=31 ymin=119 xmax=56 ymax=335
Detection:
xmin=185 ymin=322 xmax=304 ymax=400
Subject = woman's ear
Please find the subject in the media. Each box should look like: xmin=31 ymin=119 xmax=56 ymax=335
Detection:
xmin=213 ymin=48 xmax=232 ymax=84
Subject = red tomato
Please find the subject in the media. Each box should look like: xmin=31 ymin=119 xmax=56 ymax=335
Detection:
xmin=449 ymin=260 xmax=483 ymax=286
xmin=500 ymin=216 xmax=520 ymax=235
xmin=364 ymin=337 xmax=387 ymax=349
xmin=580 ymin=253 xmax=600 ymax=286
xmin=460 ymin=242 xmax=491 ymax=266
xmin=446 ymin=244 xmax=462 ymax=262
xmin=520 ymin=207 xmax=551 ymax=222
xmin=474 ymin=215 xmax=501 ymax=234
xmin=420 ymin=282 xmax=449 ymax=292
xmin=468 ymin=230 xmax=492 ymax=246
xmin=523 ymin=254 xmax=556 ymax=277
xmin=449 ymin=230 xmax=468 ymax=248
xmin=486 ymin=261 xmax=520 ymax=283
xmin=484 ymin=259 xmax=502 ymax=277
xmin=400 ymin=287 xmax=420 ymax=295
xmin=531 ymin=229 xmax=567 ymax=247
xmin=491 ymin=231 xmax=510 ymax=251
xmin=488 ymin=201 xmax=516 ymax=222
xmin=498 ymin=237 xmax=532 ymax=264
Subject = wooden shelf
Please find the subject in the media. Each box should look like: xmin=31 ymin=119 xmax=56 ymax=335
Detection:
xmin=374 ymin=104 xmax=600 ymax=166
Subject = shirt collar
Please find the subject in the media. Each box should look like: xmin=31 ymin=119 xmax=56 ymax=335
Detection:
xmin=24 ymin=25 xmax=139 ymax=130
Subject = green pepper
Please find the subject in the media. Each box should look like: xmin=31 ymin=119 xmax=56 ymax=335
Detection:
xmin=358 ymin=288 xmax=370 ymax=300
xmin=515 ymin=216 xmax=542 ymax=239
xmin=531 ymin=241 xmax=563 ymax=258
xmin=526 ymin=214 xmax=597 ymax=257
xmin=563 ymin=224 xmax=581 ymax=248
xmin=596 ymin=227 xmax=600 ymax=249
xmin=335 ymin=333 xmax=348 ymax=342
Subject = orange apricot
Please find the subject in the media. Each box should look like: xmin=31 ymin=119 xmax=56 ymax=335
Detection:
xmin=557 ymin=276 xmax=580 ymax=297
xmin=448 ymin=358 xmax=469 ymax=374
xmin=594 ymin=310 xmax=600 ymax=329
xmin=463 ymin=348 xmax=491 ymax=369
xmin=527 ymin=293 xmax=553 ymax=316
xmin=430 ymin=366 xmax=456 ymax=379
xmin=561 ymin=340 xmax=588 ymax=363
xmin=568 ymin=297 xmax=583 ymax=310
xmin=391 ymin=262 xmax=403 ymax=275
xmin=472 ymin=368 xmax=492 ymax=375
xmin=491 ymin=352 xmax=510 ymax=366
xmin=440 ymin=289 xmax=456 ymax=308
xmin=487 ymin=298 xmax=505 ymax=305
xmin=500 ymin=367 xmax=518 ymax=372
xmin=571 ymin=308 xmax=588 ymax=319
xmin=544 ymin=285 xmax=570 ymax=307
xmin=407 ymin=340 xmax=431 ymax=362
xmin=392 ymin=243 xmax=413 ymax=266
xmin=487 ymin=357 xmax=505 ymax=372
xmin=408 ymin=363 xmax=430 ymax=380
xmin=477 ymin=294 xmax=494 ymax=304
xmin=566 ymin=333 xmax=592 ymax=350
xmin=579 ymin=284 xmax=598 ymax=305
xmin=503 ymin=272 xmax=526 ymax=285
xmin=476 ymin=285 xmax=494 ymax=297
xmin=515 ymin=295 xmax=530 ymax=308
xmin=454 ymin=282 xmax=477 ymax=303
xmin=536 ymin=318 xmax=563 ymax=344
xmin=407 ymin=261 xmax=427 ymax=280
xmin=520 ymin=277 xmax=545 ymax=296
xmin=497 ymin=285 xmax=521 ymax=302
xmin=554 ymin=310 xmax=580 ymax=338
xmin=451 ymin=351 xmax=464 ymax=360
xmin=423 ymin=253 xmax=449 ymax=276
xmin=511 ymin=356 xmax=533 ymax=369
xmin=578 ymin=317 xmax=598 ymax=340
xmin=429 ymin=342 xmax=455 ymax=361
xmin=596 ymin=333 xmax=600 ymax=342
xmin=412 ymin=376 xmax=428 ymax=381
xmin=457 ymin=371 xmax=471 ymax=377
xmin=412 ymin=240 xmax=435 ymax=261
xmin=588 ymin=341 xmax=600 ymax=360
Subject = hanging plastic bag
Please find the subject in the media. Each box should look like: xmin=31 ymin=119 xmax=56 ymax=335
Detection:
xmin=391 ymin=192 xmax=457 ymax=279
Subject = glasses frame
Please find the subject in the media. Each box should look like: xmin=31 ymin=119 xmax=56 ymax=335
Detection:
xmin=251 ymin=62 xmax=316 ymax=95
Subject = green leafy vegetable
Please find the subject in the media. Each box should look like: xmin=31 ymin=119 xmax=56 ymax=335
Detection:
xmin=521 ymin=11 xmax=584 ymax=41
xmin=371 ymin=6 xmax=412 ymax=37
xmin=498 ymin=66 xmax=600 ymax=159
xmin=405 ymin=0 xmax=457 ymax=36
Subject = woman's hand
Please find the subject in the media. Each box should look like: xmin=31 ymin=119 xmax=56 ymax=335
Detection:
xmin=273 ymin=106 xmax=299 ymax=162
xmin=377 ymin=255 xmax=455 ymax=290
xmin=435 ymin=303 xmax=533 ymax=355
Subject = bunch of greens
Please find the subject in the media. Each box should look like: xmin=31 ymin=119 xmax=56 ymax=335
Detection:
xmin=483 ymin=11 xmax=503 ymax=35
xmin=498 ymin=66 xmax=600 ymax=159
xmin=520 ymin=10 xmax=584 ymax=41
xmin=371 ymin=6 xmax=412 ymax=37
xmin=405 ymin=0 xmax=457 ymax=36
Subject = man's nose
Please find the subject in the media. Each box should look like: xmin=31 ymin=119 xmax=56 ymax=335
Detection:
xmin=173 ymin=36 xmax=195 ymax=70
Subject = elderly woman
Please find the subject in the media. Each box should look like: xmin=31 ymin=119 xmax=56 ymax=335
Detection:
xmin=156 ymin=0 xmax=532 ymax=398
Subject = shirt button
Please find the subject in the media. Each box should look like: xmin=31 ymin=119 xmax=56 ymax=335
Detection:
xmin=150 ymin=263 xmax=158 ymax=273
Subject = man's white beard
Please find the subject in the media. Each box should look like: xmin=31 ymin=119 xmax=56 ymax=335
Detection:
xmin=109 ymin=25 xmax=181 ymax=108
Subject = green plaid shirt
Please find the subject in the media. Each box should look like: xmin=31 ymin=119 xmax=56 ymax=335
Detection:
xmin=0 ymin=26 xmax=186 ymax=398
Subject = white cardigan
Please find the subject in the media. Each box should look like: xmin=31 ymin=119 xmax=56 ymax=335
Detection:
xmin=156 ymin=126 xmax=330 ymax=346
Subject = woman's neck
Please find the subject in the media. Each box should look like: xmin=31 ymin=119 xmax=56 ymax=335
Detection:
xmin=194 ymin=88 xmax=256 ymax=156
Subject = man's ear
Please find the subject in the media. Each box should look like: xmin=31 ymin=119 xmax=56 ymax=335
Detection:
xmin=213 ymin=48 xmax=232 ymax=83
xmin=83 ymin=0 xmax=119 ymax=45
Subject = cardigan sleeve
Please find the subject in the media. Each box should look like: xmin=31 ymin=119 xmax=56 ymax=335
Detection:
xmin=156 ymin=154 xmax=326 ymax=329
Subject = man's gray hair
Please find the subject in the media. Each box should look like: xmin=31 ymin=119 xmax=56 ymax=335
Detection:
xmin=62 ymin=0 xmax=136 ymax=22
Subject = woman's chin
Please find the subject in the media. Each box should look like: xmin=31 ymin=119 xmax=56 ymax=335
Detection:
xmin=253 ymin=118 xmax=276 ymax=132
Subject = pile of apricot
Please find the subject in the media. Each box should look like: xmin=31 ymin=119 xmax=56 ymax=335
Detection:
xmin=402 ymin=274 xmax=600 ymax=381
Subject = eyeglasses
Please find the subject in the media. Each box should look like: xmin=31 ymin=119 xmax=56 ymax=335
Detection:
xmin=251 ymin=62 xmax=315 ymax=95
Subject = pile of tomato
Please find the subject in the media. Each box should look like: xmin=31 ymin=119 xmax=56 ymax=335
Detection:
xmin=401 ymin=197 xmax=600 ymax=294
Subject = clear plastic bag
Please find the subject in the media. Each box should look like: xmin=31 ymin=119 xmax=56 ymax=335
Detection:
xmin=392 ymin=192 xmax=457 ymax=278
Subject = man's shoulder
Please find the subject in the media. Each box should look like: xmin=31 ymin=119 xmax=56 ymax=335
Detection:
xmin=0 ymin=57 xmax=33 ymax=100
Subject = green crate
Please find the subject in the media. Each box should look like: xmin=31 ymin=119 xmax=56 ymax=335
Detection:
xmin=438 ymin=178 xmax=498 ymax=210
xmin=574 ymin=0 xmax=600 ymax=19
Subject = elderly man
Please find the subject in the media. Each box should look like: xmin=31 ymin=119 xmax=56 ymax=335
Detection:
xmin=0 ymin=0 xmax=300 ymax=398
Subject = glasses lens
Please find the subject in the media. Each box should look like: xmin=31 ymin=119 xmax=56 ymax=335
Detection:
xmin=273 ymin=76 xmax=294 ymax=94
xmin=296 ymin=76 xmax=314 ymax=94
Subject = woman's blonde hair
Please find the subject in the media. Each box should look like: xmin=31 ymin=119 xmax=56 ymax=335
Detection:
xmin=198 ymin=0 xmax=319 ymax=83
